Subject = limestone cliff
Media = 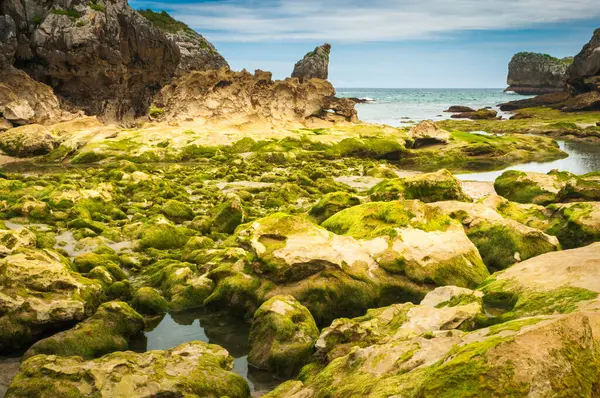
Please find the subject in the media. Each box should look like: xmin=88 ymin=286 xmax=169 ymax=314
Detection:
xmin=565 ymin=28 xmax=600 ymax=111
xmin=137 ymin=9 xmax=229 ymax=75
xmin=0 ymin=1 xmax=227 ymax=121
xmin=292 ymin=44 xmax=331 ymax=81
xmin=152 ymin=69 xmax=358 ymax=125
xmin=506 ymin=52 xmax=571 ymax=95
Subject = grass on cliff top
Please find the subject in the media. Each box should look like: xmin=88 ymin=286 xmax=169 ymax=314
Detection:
xmin=513 ymin=52 xmax=574 ymax=65
xmin=138 ymin=9 xmax=195 ymax=34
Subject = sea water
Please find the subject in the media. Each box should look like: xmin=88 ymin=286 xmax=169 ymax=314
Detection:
xmin=337 ymin=88 xmax=527 ymax=125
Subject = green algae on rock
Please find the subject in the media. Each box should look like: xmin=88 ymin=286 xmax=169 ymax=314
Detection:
xmin=131 ymin=287 xmax=169 ymax=315
xmin=24 ymin=301 xmax=144 ymax=359
xmin=368 ymin=169 xmax=468 ymax=203
xmin=7 ymin=341 xmax=250 ymax=398
xmin=0 ymin=248 xmax=103 ymax=353
xmin=248 ymin=295 xmax=319 ymax=377
xmin=308 ymin=191 xmax=361 ymax=224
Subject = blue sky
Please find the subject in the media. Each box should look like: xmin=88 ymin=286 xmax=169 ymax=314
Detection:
xmin=131 ymin=0 xmax=600 ymax=88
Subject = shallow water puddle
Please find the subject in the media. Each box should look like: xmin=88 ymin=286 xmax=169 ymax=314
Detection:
xmin=131 ymin=309 xmax=284 ymax=394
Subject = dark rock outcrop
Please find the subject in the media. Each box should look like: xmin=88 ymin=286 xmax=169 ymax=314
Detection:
xmin=506 ymin=52 xmax=571 ymax=95
xmin=499 ymin=92 xmax=570 ymax=111
xmin=153 ymin=68 xmax=358 ymax=124
xmin=564 ymin=28 xmax=600 ymax=111
xmin=291 ymin=43 xmax=331 ymax=81
xmin=451 ymin=109 xmax=498 ymax=120
xmin=0 ymin=14 xmax=16 ymax=65
xmin=1 ymin=0 xmax=181 ymax=120
xmin=137 ymin=9 xmax=228 ymax=76
xmin=444 ymin=106 xmax=475 ymax=113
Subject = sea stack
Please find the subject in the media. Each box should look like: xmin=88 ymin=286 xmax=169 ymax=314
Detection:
xmin=506 ymin=52 xmax=572 ymax=95
xmin=292 ymin=43 xmax=331 ymax=81
xmin=564 ymin=28 xmax=600 ymax=111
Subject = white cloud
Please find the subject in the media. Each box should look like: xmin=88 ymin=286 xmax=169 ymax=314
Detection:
xmin=141 ymin=0 xmax=600 ymax=42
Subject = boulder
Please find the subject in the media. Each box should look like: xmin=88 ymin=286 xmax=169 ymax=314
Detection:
xmin=481 ymin=243 xmax=600 ymax=319
xmin=267 ymin=312 xmax=600 ymax=397
xmin=2 ymin=0 xmax=181 ymax=119
xmin=24 ymin=301 xmax=144 ymax=359
xmin=248 ymin=295 xmax=319 ymax=377
xmin=0 ymin=124 xmax=59 ymax=157
xmin=451 ymin=108 xmax=498 ymax=120
xmin=141 ymin=259 xmax=214 ymax=312
xmin=0 ymin=248 xmax=103 ymax=352
xmin=209 ymin=195 xmax=246 ymax=234
xmin=563 ymin=90 xmax=600 ymax=112
xmin=369 ymin=169 xmax=468 ymax=203
xmin=291 ymin=43 xmax=331 ymax=81
xmin=505 ymin=52 xmax=571 ymax=95
xmin=444 ymin=105 xmax=475 ymax=113
xmin=131 ymin=287 xmax=169 ymax=315
xmin=0 ymin=227 xmax=37 ymax=257
xmin=1 ymin=99 xmax=34 ymax=125
xmin=430 ymin=200 xmax=560 ymax=271
xmin=7 ymin=341 xmax=250 ymax=398
xmin=315 ymin=286 xmax=483 ymax=362
xmin=309 ymin=191 xmax=361 ymax=224
xmin=407 ymin=120 xmax=451 ymax=148
xmin=494 ymin=170 xmax=600 ymax=205
xmin=161 ymin=199 xmax=194 ymax=223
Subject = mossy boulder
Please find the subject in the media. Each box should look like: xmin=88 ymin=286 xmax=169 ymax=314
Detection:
xmin=0 ymin=249 xmax=103 ymax=352
xmin=267 ymin=312 xmax=599 ymax=397
xmin=493 ymin=170 xmax=600 ymax=205
xmin=431 ymin=201 xmax=560 ymax=271
xmin=248 ymin=295 xmax=319 ymax=377
xmin=7 ymin=341 xmax=250 ymax=398
xmin=545 ymin=202 xmax=600 ymax=249
xmin=208 ymin=195 xmax=246 ymax=234
xmin=369 ymin=170 xmax=468 ymax=203
xmin=131 ymin=287 xmax=169 ymax=315
xmin=142 ymin=259 xmax=214 ymax=312
xmin=315 ymin=286 xmax=483 ymax=362
xmin=309 ymin=191 xmax=360 ymax=223
xmin=161 ymin=199 xmax=195 ymax=223
xmin=0 ymin=227 xmax=37 ymax=256
xmin=139 ymin=219 xmax=192 ymax=250
xmin=24 ymin=301 xmax=144 ymax=359
xmin=479 ymin=243 xmax=600 ymax=321
xmin=321 ymin=201 xmax=489 ymax=287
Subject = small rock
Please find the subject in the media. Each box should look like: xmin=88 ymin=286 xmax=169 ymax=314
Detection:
xmin=444 ymin=105 xmax=475 ymax=113
xmin=2 ymin=99 xmax=35 ymax=125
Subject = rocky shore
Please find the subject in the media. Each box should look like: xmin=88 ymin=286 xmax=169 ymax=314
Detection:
xmin=1 ymin=2 xmax=600 ymax=397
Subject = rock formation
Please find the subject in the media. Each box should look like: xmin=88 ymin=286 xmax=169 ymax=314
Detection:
xmin=0 ymin=2 xmax=227 ymax=121
xmin=506 ymin=52 xmax=571 ymax=95
xmin=137 ymin=9 xmax=229 ymax=75
xmin=564 ymin=28 xmax=600 ymax=111
xmin=291 ymin=43 xmax=331 ymax=81
xmin=153 ymin=68 xmax=358 ymax=125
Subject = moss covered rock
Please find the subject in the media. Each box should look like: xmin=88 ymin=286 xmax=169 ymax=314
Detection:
xmin=142 ymin=259 xmax=214 ymax=312
xmin=208 ymin=195 xmax=246 ymax=234
xmin=139 ymin=219 xmax=192 ymax=250
xmin=267 ymin=312 xmax=599 ymax=398
xmin=309 ymin=191 xmax=360 ymax=223
xmin=248 ymin=295 xmax=319 ymax=377
xmin=131 ymin=287 xmax=169 ymax=315
xmin=161 ymin=199 xmax=195 ymax=223
xmin=0 ymin=227 xmax=37 ymax=256
xmin=7 ymin=341 xmax=250 ymax=398
xmin=0 ymin=249 xmax=103 ymax=352
xmin=431 ymin=200 xmax=560 ymax=271
xmin=24 ymin=301 xmax=144 ymax=359
xmin=315 ymin=286 xmax=483 ymax=362
xmin=480 ymin=242 xmax=600 ymax=321
xmin=369 ymin=170 xmax=468 ymax=203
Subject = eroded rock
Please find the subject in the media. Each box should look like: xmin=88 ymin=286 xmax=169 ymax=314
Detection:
xmin=291 ymin=43 xmax=331 ymax=81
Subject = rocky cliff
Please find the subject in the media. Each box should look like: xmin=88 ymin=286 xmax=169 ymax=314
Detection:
xmin=506 ymin=52 xmax=571 ymax=95
xmin=137 ymin=9 xmax=229 ymax=75
xmin=152 ymin=68 xmax=358 ymax=125
xmin=0 ymin=1 xmax=227 ymax=121
xmin=564 ymin=28 xmax=600 ymax=111
xmin=292 ymin=43 xmax=331 ymax=81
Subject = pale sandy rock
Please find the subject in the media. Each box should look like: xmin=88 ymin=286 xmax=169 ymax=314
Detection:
xmin=407 ymin=120 xmax=451 ymax=148
xmin=2 ymin=99 xmax=34 ymax=124
xmin=0 ymin=227 xmax=37 ymax=257
xmin=0 ymin=248 xmax=103 ymax=351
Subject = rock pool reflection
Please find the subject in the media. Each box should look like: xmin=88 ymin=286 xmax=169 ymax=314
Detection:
xmin=131 ymin=309 xmax=283 ymax=394
xmin=457 ymin=140 xmax=600 ymax=182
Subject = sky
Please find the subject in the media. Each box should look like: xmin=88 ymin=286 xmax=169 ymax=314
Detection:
xmin=130 ymin=0 xmax=600 ymax=88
